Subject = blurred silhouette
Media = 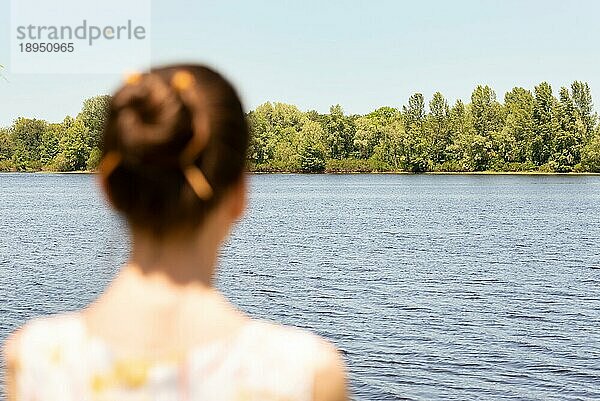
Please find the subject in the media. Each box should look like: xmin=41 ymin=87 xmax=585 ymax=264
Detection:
xmin=3 ymin=64 xmax=348 ymax=401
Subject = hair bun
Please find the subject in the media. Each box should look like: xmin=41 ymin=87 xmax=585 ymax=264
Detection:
xmin=111 ymin=73 xmax=190 ymax=165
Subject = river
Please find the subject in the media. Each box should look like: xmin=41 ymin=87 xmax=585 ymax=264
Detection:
xmin=1 ymin=173 xmax=599 ymax=400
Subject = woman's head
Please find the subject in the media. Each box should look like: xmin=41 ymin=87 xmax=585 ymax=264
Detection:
xmin=100 ymin=64 xmax=249 ymax=236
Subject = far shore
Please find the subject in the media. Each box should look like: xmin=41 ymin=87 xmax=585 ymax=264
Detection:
xmin=2 ymin=170 xmax=600 ymax=176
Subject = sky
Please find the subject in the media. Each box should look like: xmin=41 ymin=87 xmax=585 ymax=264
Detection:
xmin=1 ymin=0 xmax=600 ymax=127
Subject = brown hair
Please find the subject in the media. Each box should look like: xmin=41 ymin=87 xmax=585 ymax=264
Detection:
xmin=100 ymin=64 xmax=249 ymax=235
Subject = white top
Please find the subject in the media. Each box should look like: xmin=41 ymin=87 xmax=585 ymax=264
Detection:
xmin=12 ymin=312 xmax=324 ymax=401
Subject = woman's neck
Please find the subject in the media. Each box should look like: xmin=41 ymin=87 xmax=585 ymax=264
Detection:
xmin=126 ymin=226 xmax=222 ymax=290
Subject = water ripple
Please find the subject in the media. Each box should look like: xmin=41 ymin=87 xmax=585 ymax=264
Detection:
xmin=0 ymin=173 xmax=599 ymax=400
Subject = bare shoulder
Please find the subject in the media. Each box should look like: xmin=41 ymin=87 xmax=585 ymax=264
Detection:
xmin=3 ymin=327 xmax=24 ymax=401
xmin=253 ymin=320 xmax=348 ymax=401
xmin=3 ymin=326 xmax=23 ymax=364
xmin=312 ymin=337 xmax=349 ymax=401
xmin=3 ymin=316 xmax=44 ymax=368
xmin=3 ymin=312 xmax=79 ymax=360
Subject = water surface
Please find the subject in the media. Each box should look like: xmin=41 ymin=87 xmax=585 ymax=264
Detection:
xmin=1 ymin=173 xmax=599 ymax=400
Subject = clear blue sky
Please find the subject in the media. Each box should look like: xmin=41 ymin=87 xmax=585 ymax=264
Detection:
xmin=1 ymin=0 xmax=600 ymax=127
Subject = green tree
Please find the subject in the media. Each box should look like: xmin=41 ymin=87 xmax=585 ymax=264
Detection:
xmin=443 ymin=100 xmax=473 ymax=171
xmin=10 ymin=118 xmax=48 ymax=170
xmin=449 ymin=101 xmax=492 ymax=171
xmin=271 ymin=127 xmax=302 ymax=171
xmin=77 ymin=95 xmax=111 ymax=149
xmin=0 ymin=127 xmax=14 ymax=170
xmin=551 ymin=87 xmax=585 ymax=171
xmin=460 ymin=131 xmax=493 ymax=171
xmin=471 ymin=85 xmax=504 ymax=137
xmin=571 ymin=81 xmax=597 ymax=141
xmin=403 ymin=93 xmax=426 ymax=130
xmin=470 ymin=85 xmax=505 ymax=169
xmin=39 ymin=123 xmax=62 ymax=167
xmin=247 ymin=109 xmax=272 ymax=166
xmin=398 ymin=94 xmax=430 ymax=170
xmin=299 ymin=120 xmax=327 ymax=172
xmin=353 ymin=107 xmax=401 ymax=160
xmin=531 ymin=82 xmax=558 ymax=166
xmin=0 ymin=128 xmax=13 ymax=160
xmin=500 ymin=87 xmax=535 ymax=166
xmin=581 ymin=127 xmax=600 ymax=172
xmin=425 ymin=92 xmax=451 ymax=165
xmin=324 ymin=105 xmax=355 ymax=159
xmin=56 ymin=118 xmax=91 ymax=171
xmin=86 ymin=147 xmax=102 ymax=170
xmin=374 ymin=117 xmax=429 ymax=172
xmin=247 ymin=102 xmax=305 ymax=169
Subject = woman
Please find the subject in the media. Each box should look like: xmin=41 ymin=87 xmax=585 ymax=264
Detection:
xmin=4 ymin=64 xmax=348 ymax=401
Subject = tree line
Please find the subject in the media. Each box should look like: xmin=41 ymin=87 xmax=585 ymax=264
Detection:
xmin=2 ymin=81 xmax=600 ymax=173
